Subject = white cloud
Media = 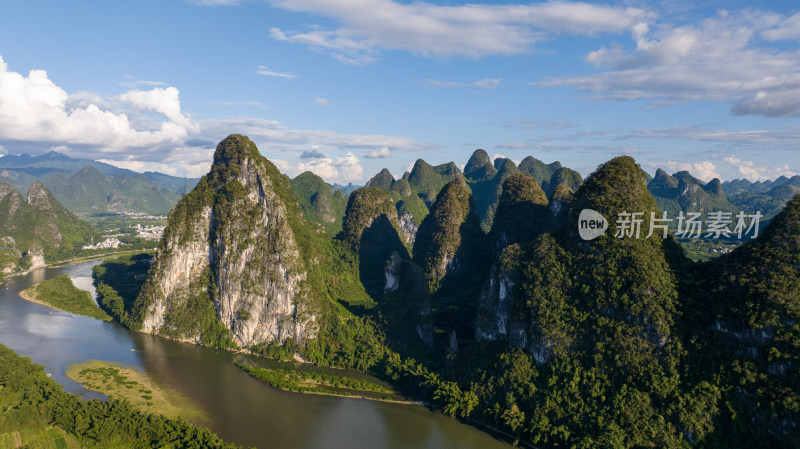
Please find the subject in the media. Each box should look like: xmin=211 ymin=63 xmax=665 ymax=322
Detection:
xmin=661 ymin=160 xmax=720 ymax=182
xmin=98 ymin=146 xmax=214 ymax=178
xmin=116 ymin=86 xmax=195 ymax=128
xmin=365 ymin=146 xmax=391 ymax=159
xmin=723 ymin=156 xmax=797 ymax=181
xmin=199 ymin=117 xmax=422 ymax=151
xmin=761 ymin=12 xmax=800 ymax=41
xmin=268 ymin=0 xmax=650 ymax=63
xmin=540 ymin=10 xmax=800 ymax=117
xmin=312 ymin=97 xmax=330 ymax=106
xmin=255 ymin=65 xmax=297 ymax=79
xmin=294 ymin=151 xmax=364 ymax=183
xmin=427 ymin=78 xmax=501 ymax=89
xmin=0 ymin=55 xmax=194 ymax=150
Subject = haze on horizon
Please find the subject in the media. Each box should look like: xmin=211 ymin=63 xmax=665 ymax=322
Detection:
xmin=0 ymin=0 xmax=798 ymax=184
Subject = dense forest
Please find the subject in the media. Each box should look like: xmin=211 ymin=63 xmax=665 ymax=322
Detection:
xmin=89 ymin=135 xmax=798 ymax=448
xmin=0 ymin=344 xmax=239 ymax=448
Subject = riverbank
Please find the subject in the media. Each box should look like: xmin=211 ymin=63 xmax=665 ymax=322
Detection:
xmin=233 ymin=361 xmax=422 ymax=405
xmin=66 ymin=360 xmax=208 ymax=426
xmin=19 ymin=275 xmax=111 ymax=321
xmin=1 ymin=249 xmax=153 ymax=284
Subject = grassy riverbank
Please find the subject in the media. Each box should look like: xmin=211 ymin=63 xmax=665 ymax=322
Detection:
xmin=233 ymin=361 xmax=414 ymax=403
xmin=66 ymin=360 xmax=207 ymax=426
xmin=19 ymin=275 xmax=111 ymax=321
xmin=0 ymin=346 xmax=236 ymax=448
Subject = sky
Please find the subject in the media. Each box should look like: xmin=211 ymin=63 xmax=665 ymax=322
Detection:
xmin=0 ymin=0 xmax=798 ymax=184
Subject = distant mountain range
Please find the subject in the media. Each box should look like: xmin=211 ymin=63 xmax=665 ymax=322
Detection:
xmin=0 ymin=151 xmax=199 ymax=216
xmin=290 ymin=149 xmax=795 ymax=239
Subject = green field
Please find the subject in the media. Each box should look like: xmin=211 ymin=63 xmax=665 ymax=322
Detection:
xmin=66 ymin=360 xmax=206 ymax=425
xmin=233 ymin=361 xmax=408 ymax=402
xmin=20 ymin=275 xmax=111 ymax=321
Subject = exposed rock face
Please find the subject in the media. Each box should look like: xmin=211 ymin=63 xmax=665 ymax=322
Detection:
xmin=549 ymin=184 xmax=572 ymax=219
xmin=26 ymin=242 xmax=45 ymax=269
xmin=475 ymin=263 xmax=517 ymax=341
xmin=135 ymin=135 xmax=317 ymax=348
xmin=398 ymin=213 xmax=418 ymax=245
xmin=26 ymin=181 xmax=52 ymax=209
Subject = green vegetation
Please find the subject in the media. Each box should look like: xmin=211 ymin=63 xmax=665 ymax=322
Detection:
xmin=66 ymin=360 xmax=205 ymax=424
xmin=20 ymin=275 xmax=111 ymax=321
xmin=44 ymin=165 xmax=182 ymax=216
xmin=89 ymin=135 xmax=799 ymax=447
xmin=233 ymin=361 xmax=400 ymax=400
xmin=93 ymin=252 xmax=153 ymax=327
xmin=0 ymin=182 xmax=98 ymax=264
xmin=290 ymin=171 xmax=347 ymax=235
xmin=406 ymin=159 xmax=462 ymax=205
xmin=518 ymin=156 xmax=562 ymax=185
xmin=0 ymin=344 xmax=239 ymax=448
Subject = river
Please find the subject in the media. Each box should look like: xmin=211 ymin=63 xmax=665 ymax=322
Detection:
xmin=0 ymin=260 xmax=513 ymax=449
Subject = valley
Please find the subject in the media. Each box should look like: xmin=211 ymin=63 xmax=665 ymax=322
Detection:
xmin=0 ymin=135 xmax=797 ymax=448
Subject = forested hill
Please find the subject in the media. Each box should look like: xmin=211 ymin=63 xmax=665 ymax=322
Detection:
xmin=97 ymin=135 xmax=799 ymax=448
xmin=0 ymin=181 xmax=97 ymax=274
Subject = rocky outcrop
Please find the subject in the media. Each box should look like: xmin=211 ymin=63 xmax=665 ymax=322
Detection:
xmin=398 ymin=213 xmax=418 ymax=245
xmin=135 ymin=134 xmax=318 ymax=348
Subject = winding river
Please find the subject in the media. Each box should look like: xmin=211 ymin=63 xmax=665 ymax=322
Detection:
xmin=0 ymin=260 xmax=513 ymax=449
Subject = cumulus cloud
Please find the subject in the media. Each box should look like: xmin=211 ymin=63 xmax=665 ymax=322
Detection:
xmin=311 ymin=97 xmax=330 ymax=106
xmin=540 ymin=10 xmax=800 ymax=117
xmin=427 ymin=78 xmax=500 ymax=89
xmin=267 ymin=0 xmax=650 ymax=63
xmin=295 ymin=151 xmax=364 ymax=183
xmin=98 ymin=145 xmax=215 ymax=178
xmin=661 ymin=160 xmax=720 ymax=182
xmin=0 ymin=55 xmax=194 ymax=151
xmin=116 ymin=86 xmax=195 ymax=128
xmin=255 ymin=65 xmax=297 ymax=79
xmin=364 ymin=146 xmax=391 ymax=158
xmin=490 ymin=153 xmax=520 ymax=165
xmin=723 ymin=156 xmax=797 ymax=181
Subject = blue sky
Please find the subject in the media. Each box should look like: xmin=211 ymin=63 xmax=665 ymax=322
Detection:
xmin=0 ymin=0 xmax=798 ymax=183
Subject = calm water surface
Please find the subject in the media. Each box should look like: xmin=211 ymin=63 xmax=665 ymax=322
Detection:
xmin=0 ymin=261 xmax=512 ymax=449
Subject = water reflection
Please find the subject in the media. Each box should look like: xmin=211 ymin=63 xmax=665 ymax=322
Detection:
xmin=0 ymin=261 xmax=512 ymax=449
